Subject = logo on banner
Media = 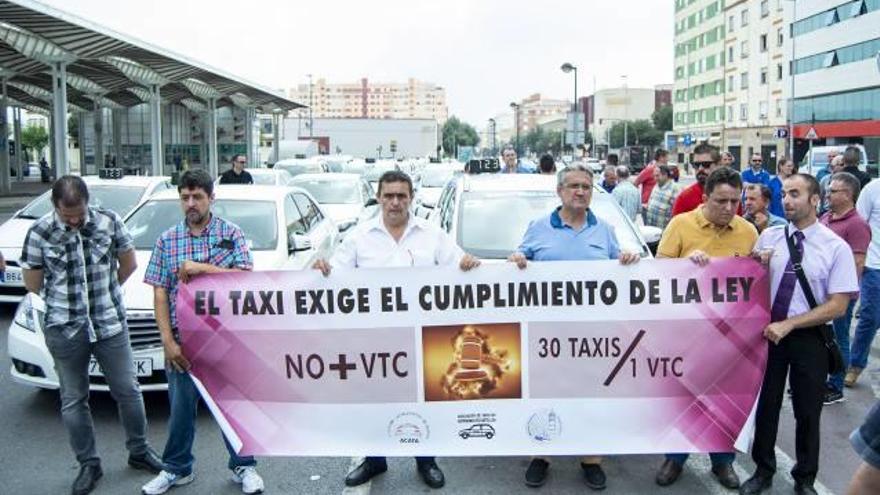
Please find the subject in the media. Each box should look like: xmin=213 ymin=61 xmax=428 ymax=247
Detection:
xmin=458 ymin=423 xmax=496 ymax=440
xmin=388 ymin=412 xmax=430 ymax=444
xmin=527 ymin=409 xmax=562 ymax=442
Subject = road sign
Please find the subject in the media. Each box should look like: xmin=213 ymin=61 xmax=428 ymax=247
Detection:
xmin=683 ymin=134 xmax=693 ymax=146
xmin=565 ymin=112 xmax=586 ymax=147
xmin=805 ymin=127 xmax=819 ymax=140
xmin=774 ymin=127 xmax=789 ymax=139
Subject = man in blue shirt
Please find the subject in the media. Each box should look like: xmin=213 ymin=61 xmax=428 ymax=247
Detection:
xmin=742 ymin=153 xmax=772 ymax=187
xmin=499 ymin=145 xmax=534 ymax=174
xmin=509 ymin=164 xmax=639 ymax=491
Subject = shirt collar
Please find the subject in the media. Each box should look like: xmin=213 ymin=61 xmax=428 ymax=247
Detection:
xmin=694 ymin=207 xmax=733 ymax=231
xmin=789 ymin=219 xmax=820 ymax=237
xmin=550 ymin=206 xmax=598 ymax=229
xmin=827 ymin=208 xmax=857 ymax=222
xmin=53 ymin=206 xmax=94 ymax=233
xmin=183 ymin=214 xmax=217 ymax=238
xmin=368 ymin=212 xmax=425 ymax=237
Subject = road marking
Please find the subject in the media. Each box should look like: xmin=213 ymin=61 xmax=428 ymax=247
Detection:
xmin=341 ymin=457 xmax=371 ymax=495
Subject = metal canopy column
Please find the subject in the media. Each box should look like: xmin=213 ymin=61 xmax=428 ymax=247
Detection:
xmin=245 ymin=106 xmax=256 ymax=167
xmin=272 ymin=111 xmax=281 ymax=164
xmin=13 ymin=107 xmax=22 ymax=181
xmin=0 ymin=79 xmax=10 ymax=194
xmin=93 ymin=101 xmax=103 ymax=171
xmin=50 ymin=61 xmax=69 ymax=176
xmin=112 ymin=108 xmax=122 ymax=167
xmin=207 ymin=98 xmax=218 ymax=177
xmin=77 ymin=113 xmax=86 ymax=174
xmin=149 ymin=83 xmax=163 ymax=176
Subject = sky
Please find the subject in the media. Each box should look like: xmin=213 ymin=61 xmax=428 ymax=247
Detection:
xmin=37 ymin=0 xmax=674 ymax=126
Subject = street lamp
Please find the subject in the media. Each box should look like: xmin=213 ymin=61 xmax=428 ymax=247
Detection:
xmin=561 ymin=63 xmax=579 ymax=154
xmin=488 ymin=118 xmax=497 ymax=155
xmin=510 ymin=102 xmax=521 ymax=156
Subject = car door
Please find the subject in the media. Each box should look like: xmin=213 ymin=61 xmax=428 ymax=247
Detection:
xmin=292 ymin=192 xmax=334 ymax=260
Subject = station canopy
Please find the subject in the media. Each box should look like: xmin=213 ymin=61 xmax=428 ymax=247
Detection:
xmin=0 ymin=0 xmax=303 ymax=113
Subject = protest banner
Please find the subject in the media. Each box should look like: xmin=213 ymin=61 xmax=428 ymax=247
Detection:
xmin=176 ymin=257 xmax=769 ymax=457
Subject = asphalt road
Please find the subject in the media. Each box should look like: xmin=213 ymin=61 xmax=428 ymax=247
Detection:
xmin=1 ymin=204 xmax=879 ymax=495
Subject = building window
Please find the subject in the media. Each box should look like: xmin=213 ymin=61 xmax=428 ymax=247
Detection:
xmin=728 ymin=45 xmax=734 ymax=62
xmin=741 ymin=72 xmax=749 ymax=89
xmin=759 ymin=101 xmax=768 ymax=119
xmin=728 ymin=75 xmax=735 ymax=92
xmin=775 ymin=99 xmax=783 ymax=118
xmin=741 ymin=9 xmax=749 ymax=27
xmin=777 ymin=27 xmax=784 ymax=47
xmin=740 ymin=103 xmax=748 ymax=121
xmin=760 ymin=34 xmax=768 ymax=52
xmin=761 ymin=0 xmax=769 ymax=17
xmin=777 ymin=63 xmax=783 ymax=80
xmin=728 ymin=105 xmax=734 ymax=122
xmin=729 ymin=14 xmax=735 ymax=32
xmin=760 ymin=67 xmax=768 ymax=85
xmin=741 ymin=40 xmax=749 ymax=58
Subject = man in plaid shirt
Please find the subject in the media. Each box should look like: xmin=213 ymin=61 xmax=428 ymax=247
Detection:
xmin=645 ymin=165 xmax=681 ymax=229
xmin=141 ymin=169 xmax=264 ymax=495
xmin=20 ymin=176 xmax=162 ymax=495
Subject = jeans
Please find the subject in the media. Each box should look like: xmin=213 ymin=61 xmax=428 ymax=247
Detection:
xmin=828 ymin=299 xmax=856 ymax=392
xmin=162 ymin=367 xmax=256 ymax=476
xmin=665 ymin=452 xmax=735 ymax=468
xmin=44 ymin=326 xmax=149 ymax=466
xmin=851 ymin=267 xmax=880 ymax=370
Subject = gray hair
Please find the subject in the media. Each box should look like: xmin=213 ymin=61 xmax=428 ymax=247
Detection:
xmin=831 ymin=171 xmax=862 ymax=203
xmin=557 ymin=164 xmax=593 ymax=186
xmin=616 ymin=165 xmax=630 ymax=180
xmin=501 ymin=145 xmax=516 ymax=156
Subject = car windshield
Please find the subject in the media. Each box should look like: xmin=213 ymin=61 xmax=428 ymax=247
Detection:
xmin=421 ymin=168 xmax=456 ymax=187
xmin=251 ymin=172 xmax=279 ymax=185
xmin=275 ymin=163 xmax=316 ymax=177
xmin=457 ymin=190 xmax=645 ymax=259
xmin=125 ymin=199 xmax=278 ymax=251
xmin=293 ymin=179 xmax=360 ymax=204
xmin=17 ymin=185 xmax=144 ymax=219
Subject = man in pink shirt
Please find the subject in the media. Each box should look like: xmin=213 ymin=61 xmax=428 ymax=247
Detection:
xmin=819 ymin=172 xmax=871 ymax=404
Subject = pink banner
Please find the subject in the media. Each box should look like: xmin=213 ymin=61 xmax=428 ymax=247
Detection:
xmin=176 ymin=258 xmax=770 ymax=456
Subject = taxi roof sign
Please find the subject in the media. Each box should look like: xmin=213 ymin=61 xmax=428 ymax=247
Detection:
xmin=98 ymin=168 xmax=124 ymax=179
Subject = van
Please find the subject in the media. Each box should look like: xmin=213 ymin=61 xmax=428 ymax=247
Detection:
xmin=798 ymin=144 xmax=868 ymax=177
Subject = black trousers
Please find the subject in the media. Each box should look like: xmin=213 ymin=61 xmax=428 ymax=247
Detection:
xmin=365 ymin=456 xmax=435 ymax=468
xmin=751 ymin=326 xmax=828 ymax=484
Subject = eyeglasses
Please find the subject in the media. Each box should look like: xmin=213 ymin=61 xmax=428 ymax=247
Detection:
xmin=564 ymin=183 xmax=592 ymax=191
xmin=235 ymin=161 xmax=246 ymax=165
xmin=694 ymin=161 xmax=714 ymax=169
xmin=751 ymin=159 xmax=763 ymax=163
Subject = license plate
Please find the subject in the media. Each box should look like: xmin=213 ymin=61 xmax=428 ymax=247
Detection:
xmin=89 ymin=358 xmax=153 ymax=377
xmin=2 ymin=269 xmax=23 ymax=283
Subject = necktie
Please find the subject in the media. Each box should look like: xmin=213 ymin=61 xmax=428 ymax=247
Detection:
xmin=770 ymin=230 xmax=805 ymax=323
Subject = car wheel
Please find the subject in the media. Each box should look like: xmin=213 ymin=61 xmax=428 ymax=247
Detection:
xmin=486 ymin=433 xmax=494 ymax=439
xmin=460 ymin=433 xmax=468 ymax=439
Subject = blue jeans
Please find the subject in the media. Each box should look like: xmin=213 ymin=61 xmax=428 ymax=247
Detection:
xmin=666 ymin=452 xmax=735 ymax=468
xmin=851 ymin=267 xmax=880 ymax=370
xmin=161 ymin=367 xmax=256 ymax=476
xmin=828 ymin=299 xmax=856 ymax=392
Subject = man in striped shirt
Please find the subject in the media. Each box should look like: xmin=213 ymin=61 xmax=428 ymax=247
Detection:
xmin=612 ymin=166 xmax=641 ymax=222
xmin=645 ymin=164 xmax=681 ymax=229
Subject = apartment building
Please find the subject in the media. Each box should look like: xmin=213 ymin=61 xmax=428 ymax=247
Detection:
xmin=288 ymin=78 xmax=448 ymax=124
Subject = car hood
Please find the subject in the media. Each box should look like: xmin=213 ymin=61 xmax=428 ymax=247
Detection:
xmin=0 ymin=217 xmax=35 ymax=259
xmin=417 ymin=187 xmax=443 ymax=207
xmin=121 ymin=249 xmax=283 ymax=311
xmin=321 ymin=204 xmax=364 ymax=224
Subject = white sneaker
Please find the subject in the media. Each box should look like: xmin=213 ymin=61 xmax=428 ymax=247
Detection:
xmin=232 ymin=466 xmax=265 ymax=494
xmin=142 ymin=470 xmax=195 ymax=495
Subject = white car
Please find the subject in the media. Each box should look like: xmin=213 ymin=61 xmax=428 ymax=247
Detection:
xmin=289 ymin=173 xmax=379 ymax=235
xmin=429 ymin=174 xmax=661 ymax=260
xmin=8 ymin=185 xmax=338 ymax=391
xmin=414 ymin=165 xmax=461 ymax=217
xmin=215 ymin=168 xmax=294 ymax=186
xmin=0 ymin=175 xmax=172 ymax=303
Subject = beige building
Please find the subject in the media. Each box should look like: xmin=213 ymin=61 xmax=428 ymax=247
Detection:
xmin=722 ymin=0 xmax=791 ymax=170
xmin=288 ymin=78 xmax=448 ymax=123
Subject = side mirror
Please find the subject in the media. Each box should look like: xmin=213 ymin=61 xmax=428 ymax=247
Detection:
xmin=365 ymin=197 xmax=378 ymax=207
xmin=288 ymin=233 xmax=312 ymax=253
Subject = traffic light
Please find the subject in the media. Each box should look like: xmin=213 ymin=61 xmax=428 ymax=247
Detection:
xmin=390 ymin=140 xmax=397 ymax=154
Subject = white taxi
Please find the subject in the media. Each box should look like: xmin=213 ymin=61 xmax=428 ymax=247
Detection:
xmin=0 ymin=174 xmax=172 ymax=303
xmin=8 ymin=185 xmax=337 ymax=391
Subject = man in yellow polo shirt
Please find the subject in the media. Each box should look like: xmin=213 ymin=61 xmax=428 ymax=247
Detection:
xmin=653 ymin=166 xmax=758 ymax=489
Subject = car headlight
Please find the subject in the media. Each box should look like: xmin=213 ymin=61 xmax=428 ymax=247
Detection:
xmin=13 ymin=293 xmax=46 ymax=333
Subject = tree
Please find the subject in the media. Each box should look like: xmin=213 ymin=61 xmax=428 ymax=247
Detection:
xmin=20 ymin=124 xmax=49 ymax=159
xmin=441 ymin=116 xmax=479 ymax=157
xmin=608 ymin=119 xmax=663 ymax=148
xmin=523 ymin=126 xmax=563 ymax=155
xmin=652 ymin=105 xmax=673 ymax=133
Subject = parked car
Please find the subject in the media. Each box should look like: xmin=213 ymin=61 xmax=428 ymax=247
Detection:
xmin=429 ymin=174 xmax=660 ymax=260
xmin=414 ymin=165 xmax=460 ymax=217
xmin=289 ymin=173 xmax=379 ymax=235
xmin=0 ymin=174 xmax=172 ymax=303
xmin=273 ymin=157 xmax=325 ymax=178
xmin=798 ymin=144 xmax=868 ymax=177
xmin=7 ymin=185 xmax=338 ymax=391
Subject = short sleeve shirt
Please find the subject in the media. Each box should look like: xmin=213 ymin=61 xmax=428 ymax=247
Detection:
xmin=517 ymin=208 xmax=620 ymax=261
xmin=672 ymin=182 xmax=704 ymax=216
xmin=144 ymin=215 xmax=252 ymax=329
xmin=19 ymin=207 xmax=134 ymax=341
xmin=658 ymin=207 xmax=758 ymax=258
xmin=756 ymin=222 xmax=859 ymax=318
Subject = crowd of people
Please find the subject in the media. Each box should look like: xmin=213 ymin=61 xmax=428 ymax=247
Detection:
xmin=7 ymin=143 xmax=880 ymax=494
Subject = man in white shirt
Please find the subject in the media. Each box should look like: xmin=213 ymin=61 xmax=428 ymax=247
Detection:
xmin=848 ymin=177 xmax=880 ymax=386
xmin=313 ymin=170 xmax=479 ymax=489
